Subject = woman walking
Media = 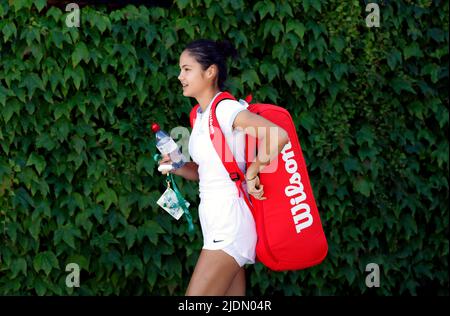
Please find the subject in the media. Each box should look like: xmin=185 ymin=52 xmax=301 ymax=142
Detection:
xmin=158 ymin=39 xmax=289 ymax=295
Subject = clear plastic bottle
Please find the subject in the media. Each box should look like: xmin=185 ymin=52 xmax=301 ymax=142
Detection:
xmin=151 ymin=123 xmax=186 ymax=170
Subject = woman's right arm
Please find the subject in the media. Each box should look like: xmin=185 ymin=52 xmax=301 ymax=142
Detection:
xmin=172 ymin=162 xmax=199 ymax=181
xmin=158 ymin=154 xmax=199 ymax=181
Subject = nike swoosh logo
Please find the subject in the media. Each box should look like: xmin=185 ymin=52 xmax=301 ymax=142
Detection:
xmin=213 ymin=239 xmax=224 ymax=243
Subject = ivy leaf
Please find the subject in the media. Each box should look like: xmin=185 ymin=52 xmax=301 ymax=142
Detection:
xmin=390 ymin=77 xmax=415 ymax=94
xmin=72 ymin=192 xmax=85 ymax=210
xmin=332 ymin=63 xmax=348 ymax=81
xmin=19 ymin=73 xmax=45 ymax=99
xmin=26 ymin=152 xmax=46 ymax=175
xmin=63 ymin=228 xmax=80 ymax=249
xmin=206 ymin=2 xmax=220 ymax=21
xmin=310 ymin=0 xmax=322 ymax=13
xmin=343 ymin=158 xmax=361 ymax=174
xmin=355 ymin=125 xmax=375 ymax=147
xmin=72 ymin=42 xmax=90 ymax=67
xmin=421 ymin=63 xmax=440 ymax=83
xmin=176 ymin=0 xmax=190 ymax=10
xmin=54 ymin=226 xmax=81 ymax=249
xmin=427 ymin=28 xmax=445 ymax=43
xmin=342 ymin=266 xmax=356 ymax=284
xmin=402 ymin=213 xmax=418 ymax=239
xmin=54 ymin=102 xmax=71 ymax=120
xmin=286 ymin=20 xmax=305 ymax=39
xmin=36 ymin=133 xmax=57 ymax=151
xmin=254 ymin=1 xmax=275 ymax=19
xmin=175 ymin=18 xmax=195 ymax=39
xmin=51 ymin=29 xmax=64 ymax=49
xmin=330 ymin=36 xmax=345 ymax=53
xmin=33 ymin=200 xmax=51 ymax=220
xmin=279 ymin=1 xmax=293 ymax=18
xmin=1 ymin=98 xmax=21 ymax=124
xmin=71 ymin=135 xmax=86 ymax=154
xmin=165 ymin=255 xmax=182 ymax=278
xmin=387 ymin=49 xmax=402 ymax=70
xmin=91 ymin=232 xmax=119 ymax=249
xmin=259 ymin=85 xmax=279 ymax=103
xmin=137 ymin=221 xmax=165 ymax=244
xmin=241 ymin=69 xmax=261 ymax=90
xmin=260 ymin=61 xmax=279 ymax=82
xmin=96 ymin=188 xmax=118 ymax=211
xmin=11 ymin=258 xmax=27 ymax=277
xmin=124 ymin=225 xmax=137 ymax=249
xmin=285 ymin=68 xmax=306 ymax=90
xmin=272 ymin=43 xmax=287 ymax=66
xmin=307 ymin=21 xmax=324 ymax=40
xmin=403 ymin=42 xmax=423 ymax=60
xmin=163 ymin=28 xmax=177 ymax=49
xmin=414 ymin=263 xmax=433 ymax=280
xmin=91 ymin=14 xmax=111 ymax=34
xmin=23 ymin=26 xmax=41 ymax=45
xmin=299 ymin=112 xmax=315 ymax=134
xmin=33 ymin=251 xmax=59 ymax=275
xmin=285 ymin=32 xmax=300 ymax=50
xmin=353 ymin=177 xmax=372 ymax=197
xmin=118 ymin=194 xmax=133 ymax=218
xmin=34 ymin=278 xmax=47 ymax=296
xmin=302 ymin=0 xmax=311 ymax=13
xmin=144 ymin=24 xmax=157 ymax=46
xmin=12 ymin=0 xmax=33 ymax=12
xmin=29 ymin=217 xmax=41 ymax=240
xmin=124 ymin=255 xmax=144 ymax=277
xmin=66 ymin=255 xmax=89 ymax=272
xmin=34 ymin=0 xmax=46 ymax=12
xmin=270 ymin=20 xmax=284 ymax=41
xmin=147 ymin=267 xmax=158 ymax=287
xmin=45 ymin=8 xmax=62 ymax=23
xmin=2 ymin=22 xmax=17 ymax=41
xmin=308 ymin=69 xmax=329 ymax=88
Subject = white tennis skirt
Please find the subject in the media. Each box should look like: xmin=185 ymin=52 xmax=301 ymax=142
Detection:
xmin=198 ymin=191 xmax=257 ymax=267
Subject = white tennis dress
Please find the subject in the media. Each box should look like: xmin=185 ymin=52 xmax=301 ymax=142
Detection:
xmin=188 ymin=92 xmax=257 ymax=267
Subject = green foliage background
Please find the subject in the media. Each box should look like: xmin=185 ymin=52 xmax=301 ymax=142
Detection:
xmin=0 ymin=0 xmax=448 ymax=295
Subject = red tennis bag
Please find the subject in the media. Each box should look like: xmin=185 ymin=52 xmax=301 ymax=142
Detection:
xmin=190 ymin=91 xmax=328 ymax=271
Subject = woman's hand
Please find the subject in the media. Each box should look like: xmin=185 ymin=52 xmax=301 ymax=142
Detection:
xmin=158 ymin=154 xmax=173 ymax=175
xmin=246 ymin=174 xmax=267 ymax=200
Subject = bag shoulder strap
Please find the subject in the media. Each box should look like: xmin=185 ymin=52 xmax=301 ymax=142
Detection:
xmin=189 ymin=104 xmax=200 ymax=128
xmin=209 ymin=91 xmax=253 ymax=210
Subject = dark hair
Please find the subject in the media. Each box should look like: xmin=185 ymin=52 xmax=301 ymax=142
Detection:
xmin=184 ymin=39 xmax=238 ymax=90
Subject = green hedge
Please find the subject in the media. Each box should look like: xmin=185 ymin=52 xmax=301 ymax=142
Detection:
xmin=0 ymin=0 xmax=448 ymax=295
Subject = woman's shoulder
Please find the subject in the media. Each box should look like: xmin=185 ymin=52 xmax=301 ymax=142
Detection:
xmin=216 ymin=98 xmax=246 ymax=112
xmin=215 ymin=98 xmax=247 ymax=132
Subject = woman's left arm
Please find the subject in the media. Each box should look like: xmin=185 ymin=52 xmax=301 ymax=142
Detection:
xmin=233 ymin=110 xmax=289 ymax=182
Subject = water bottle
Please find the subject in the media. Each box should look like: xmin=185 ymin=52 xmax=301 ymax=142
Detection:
xmin=151 ymin=123 xmax=186 ymax=170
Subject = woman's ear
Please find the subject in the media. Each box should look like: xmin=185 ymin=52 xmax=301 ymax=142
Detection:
xmin=206 ymin=64 xmax=218 ymax=79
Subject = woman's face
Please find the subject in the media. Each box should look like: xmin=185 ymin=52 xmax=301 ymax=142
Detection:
xmin=178 ymin=50 xmax=215 ymax=98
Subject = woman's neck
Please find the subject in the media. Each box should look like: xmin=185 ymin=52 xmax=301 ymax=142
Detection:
xmin=197 ymin=88 xmax=221 ymax=112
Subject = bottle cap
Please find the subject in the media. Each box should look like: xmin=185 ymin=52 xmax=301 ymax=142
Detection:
xmin=158 ymin=164 xmax=173 ymax=172
xmin=151 ymin=123 xmax=160 ymax=133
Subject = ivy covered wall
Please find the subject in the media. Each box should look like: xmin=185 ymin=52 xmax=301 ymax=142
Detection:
xmin=0 ymin=0 xmax=448 ymax=295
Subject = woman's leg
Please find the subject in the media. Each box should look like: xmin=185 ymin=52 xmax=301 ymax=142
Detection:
xmin=186 ymin=249 xmax=241 ymax=296
xmin=224 ymin=267 xmax=246 ymax=296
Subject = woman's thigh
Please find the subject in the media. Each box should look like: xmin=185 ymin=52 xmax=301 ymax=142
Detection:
xmin=186 ymin=249 xmax=241 ymax=296
xmin=224 ymin=267 xmax=246 ymax=296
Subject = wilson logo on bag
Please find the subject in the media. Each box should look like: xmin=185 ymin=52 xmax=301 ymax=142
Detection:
xmin=190 ymin=91 xmax=328 ymax=271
